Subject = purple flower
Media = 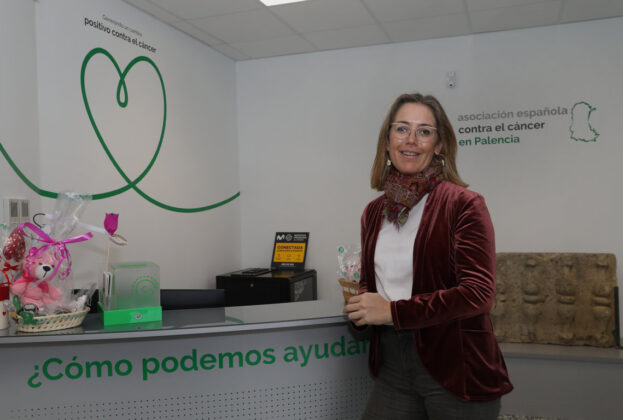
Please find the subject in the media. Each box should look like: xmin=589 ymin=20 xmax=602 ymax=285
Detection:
xmin=104 ymin=213 xmax=119 ymax=236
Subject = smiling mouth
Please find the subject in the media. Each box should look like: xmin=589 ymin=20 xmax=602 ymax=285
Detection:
xmin=401 ymin=151 xmax=419 ymax=157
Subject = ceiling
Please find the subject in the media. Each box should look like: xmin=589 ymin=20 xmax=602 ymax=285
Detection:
xmin=122 ymin=0 xmax=623 ymax=61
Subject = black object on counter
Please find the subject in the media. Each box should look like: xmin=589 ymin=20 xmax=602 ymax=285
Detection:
xmin=160 ymin=289 xmax=225 ymax=310
xmin=216 ymin=268 xmax=317 ymax=306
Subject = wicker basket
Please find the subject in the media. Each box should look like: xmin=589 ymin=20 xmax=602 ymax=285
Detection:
xmin=10 ymin=307 xmax=90 ymax=333
xmin=338 ymin=278 xmax=360 ymax=303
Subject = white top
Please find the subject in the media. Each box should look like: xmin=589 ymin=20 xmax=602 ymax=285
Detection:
xmin=374 ymin=194 xmax=428 ymax=302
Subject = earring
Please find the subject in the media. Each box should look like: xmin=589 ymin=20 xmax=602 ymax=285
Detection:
xmin=386 ymin=158 xmax=392 ymax=166
xmin=436 ymin=154 xmax=445 ymax=167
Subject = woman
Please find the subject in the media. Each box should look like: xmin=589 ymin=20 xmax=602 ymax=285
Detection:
xmin=344 ymin=93 xmax=513 ymax=419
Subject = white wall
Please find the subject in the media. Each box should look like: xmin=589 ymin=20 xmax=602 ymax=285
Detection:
xmin=0 ymin=0 xmax=42 ymax=213
xmin=3 ymin=1 xmax=623 ymax=306
xmin=1 ymin=0 xmax=241 ymax=289
xmin=237 ymin=17 xmax=623 ymax=302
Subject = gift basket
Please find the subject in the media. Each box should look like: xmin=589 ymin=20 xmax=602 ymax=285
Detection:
xmin=11 ymin=307 xmax=90 ymax=332
xmin=7 ymin=193 xmax=94 ymax=332
xmin=337 ymin=244 xmax=361 ymax=303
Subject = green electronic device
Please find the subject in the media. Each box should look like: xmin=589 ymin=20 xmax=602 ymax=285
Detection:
xmin=98 ymin=262 xmax=162 ymax=326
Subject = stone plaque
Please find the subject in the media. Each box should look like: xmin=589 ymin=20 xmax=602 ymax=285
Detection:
xmin=492 ymin=253 xmax=617 ymax=347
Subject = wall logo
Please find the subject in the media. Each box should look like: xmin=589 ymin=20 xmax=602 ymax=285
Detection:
xmin=0 ymin=48 xmax=240 ymax=213
xmin=454 ymin=101 xmax=599 ymax=148
xmin=80 ymin=47 xmax=239 ymax=212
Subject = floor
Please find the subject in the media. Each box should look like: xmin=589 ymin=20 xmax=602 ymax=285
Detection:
xmin=499 ymin=416 xmax=562 ymax=420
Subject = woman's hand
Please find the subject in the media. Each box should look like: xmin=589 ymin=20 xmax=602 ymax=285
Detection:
xmin=344 ymin=293 xmax=392 ymax=326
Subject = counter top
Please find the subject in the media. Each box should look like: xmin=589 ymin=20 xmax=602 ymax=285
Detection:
xmin=2 ymin=301 xmax=622 ymax=365
xmin=0 ymin=299 xmax=349 ymax=345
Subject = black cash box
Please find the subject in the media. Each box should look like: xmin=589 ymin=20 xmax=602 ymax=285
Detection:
xmin=216 ymin=268 xmax=317 ymax=306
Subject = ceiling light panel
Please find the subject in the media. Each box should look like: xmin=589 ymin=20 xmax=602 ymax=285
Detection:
xmin=260 ymin=0 xmax=310 ymax=6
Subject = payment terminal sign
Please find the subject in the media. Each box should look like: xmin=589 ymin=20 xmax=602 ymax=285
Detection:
xmin=271 ymin=232 xmax=309 ymax=270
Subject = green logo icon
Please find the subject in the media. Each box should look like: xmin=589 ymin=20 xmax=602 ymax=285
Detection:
xmin=569 ymin=101 xmax=599 ymax=143
xmin=132 ymin=275 xmax=158 ymax=300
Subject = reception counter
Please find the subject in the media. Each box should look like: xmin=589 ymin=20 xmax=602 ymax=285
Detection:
xmin=0 ymin=300 xmax=372 ymax=419
xmin=3 ymin=300 xmax=623 ymax=419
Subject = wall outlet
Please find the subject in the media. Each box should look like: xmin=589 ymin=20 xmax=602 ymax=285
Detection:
xmin=20 ymin=199 xmax=30 ymax=225
xmin=2 ymin=198 xmax=30 ymax=228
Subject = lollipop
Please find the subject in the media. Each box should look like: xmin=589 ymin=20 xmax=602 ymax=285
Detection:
xmin=2 ymin=227 xmax=26 ymax=283
xmin=3 ymin=227 xmax=26 ymax=262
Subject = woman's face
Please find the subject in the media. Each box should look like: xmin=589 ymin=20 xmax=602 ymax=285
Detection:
xmin=386 ymin=102 xmax=442 ymax=176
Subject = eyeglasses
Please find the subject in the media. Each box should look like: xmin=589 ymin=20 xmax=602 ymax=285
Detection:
xmin=389 ymin=123 xmax=437 ymax=142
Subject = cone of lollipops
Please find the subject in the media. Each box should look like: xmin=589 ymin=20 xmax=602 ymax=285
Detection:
xmin=337 ymin=244 xmax=361 ymax=303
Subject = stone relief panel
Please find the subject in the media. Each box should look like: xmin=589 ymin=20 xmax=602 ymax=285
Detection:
xmin=493 ymin=253 xmax=617 ymax=347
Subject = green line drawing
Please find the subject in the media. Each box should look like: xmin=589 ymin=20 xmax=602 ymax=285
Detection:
xmin=0 ymin=47 xmax=239 ymax=212
xmin=225 ymin=316 xmax=244 ymax=324
xmin=569 ymin=101 xmax=599 ymax=142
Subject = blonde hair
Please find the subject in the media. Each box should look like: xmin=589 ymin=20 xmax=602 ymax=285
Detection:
xmin=370 ymin=93 xmax=468 ymax=190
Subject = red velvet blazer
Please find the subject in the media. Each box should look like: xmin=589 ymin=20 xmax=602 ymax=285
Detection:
xmin=360 ymin=181 xmax=513 ymax=401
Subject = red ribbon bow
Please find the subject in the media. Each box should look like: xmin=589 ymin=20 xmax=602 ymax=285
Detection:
xmin=2 ymin=261 xmax=19 ymax=283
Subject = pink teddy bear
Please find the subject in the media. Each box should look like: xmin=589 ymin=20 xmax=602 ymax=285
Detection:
xmin=10 ymin=250 xmax=63 ymax=311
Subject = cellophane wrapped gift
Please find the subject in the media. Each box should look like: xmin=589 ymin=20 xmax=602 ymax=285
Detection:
xmin=337 ymin=244 xmax=361 ymax=302
xmin=8 ymin=193 xmax=94 ymax=329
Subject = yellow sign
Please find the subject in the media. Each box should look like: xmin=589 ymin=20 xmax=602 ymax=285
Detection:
xmin=273 ymin=243 xmax=306 ymax=263
xmin=271 ymin=232 xmax=309 ymax=269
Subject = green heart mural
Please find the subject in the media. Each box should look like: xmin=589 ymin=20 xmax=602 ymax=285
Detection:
xmin=0 ymin=47 xmax=239 ymax=213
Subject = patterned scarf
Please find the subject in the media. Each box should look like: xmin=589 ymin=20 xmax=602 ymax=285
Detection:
xmin=383 ymin=165 xmax=443 ymax=227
